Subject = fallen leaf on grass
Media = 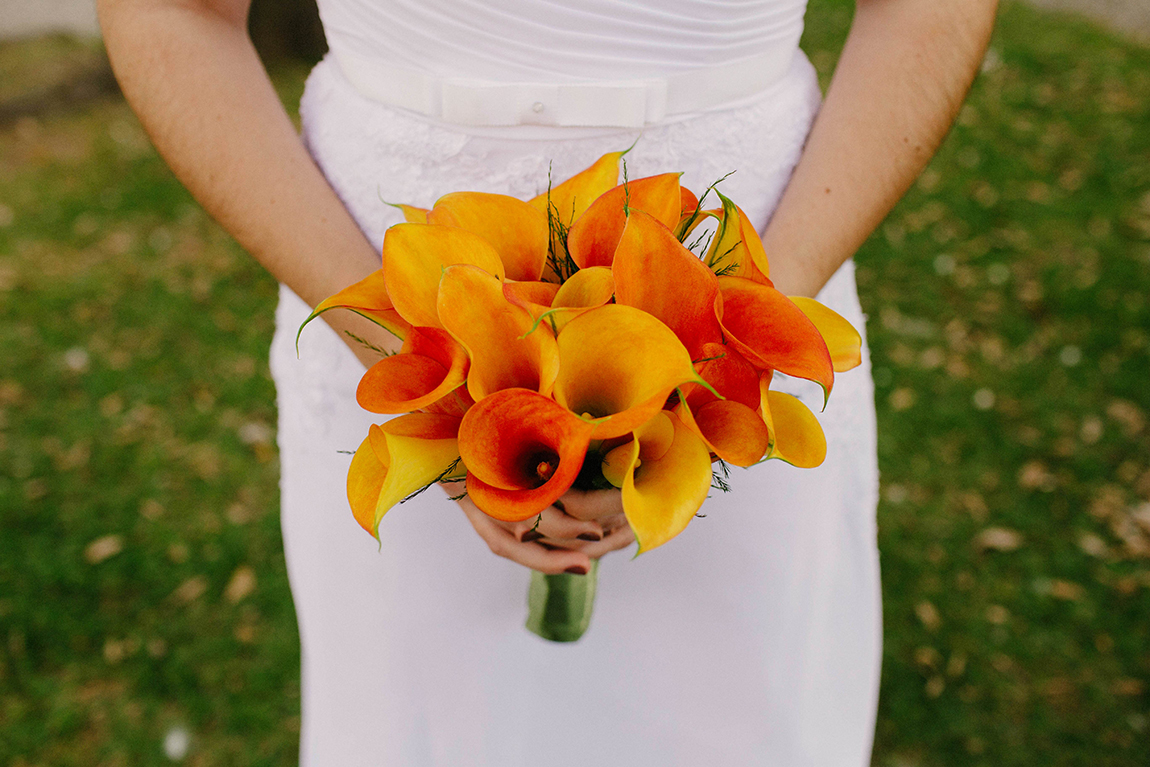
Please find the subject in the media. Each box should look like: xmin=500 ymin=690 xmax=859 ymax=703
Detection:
xmin=170 ymin=576 xmax=207 ymax=605
xmin=975 ymin=527 xmax=1023 ymax=552
xmin=224 ymin=566 xmax=256 ymax=604
xmin=916 ymin=600 xmax=942 ymax=631
xmin=84 ymin=535 xmax=123 ymax=564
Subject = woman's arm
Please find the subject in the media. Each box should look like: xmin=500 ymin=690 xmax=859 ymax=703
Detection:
xmin=97 ymin=0 xmax=390 ymax=367
xmin=763 ymin=0 xmax=998 ymax=298
xmin=96 ymin=0 xmax=595 ymax=571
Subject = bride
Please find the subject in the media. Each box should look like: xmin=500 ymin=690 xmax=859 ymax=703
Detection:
xmin=96 ymin=1 xmax=997 ymax=764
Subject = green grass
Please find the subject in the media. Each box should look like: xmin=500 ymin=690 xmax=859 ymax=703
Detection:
xmin=1 ymin=2 xmax=1148 ymax=764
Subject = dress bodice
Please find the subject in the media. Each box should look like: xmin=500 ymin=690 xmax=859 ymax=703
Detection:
xmin=315 ymin=0 xmax=809 ymax=82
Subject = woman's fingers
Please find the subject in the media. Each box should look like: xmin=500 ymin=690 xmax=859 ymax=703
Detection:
xmin=554 ymin=487 xmax=625 ymax=522
xmin=515 ymin=504 xmax=606 ymax=542
xmin=548 ymin=524 xmax=637 ymax=559
xmin=456 ymin=493 xmax=592 ymax=575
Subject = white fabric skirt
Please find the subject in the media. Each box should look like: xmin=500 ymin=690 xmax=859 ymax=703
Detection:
xmin=270 ymin=52 xmax=882 ymax=767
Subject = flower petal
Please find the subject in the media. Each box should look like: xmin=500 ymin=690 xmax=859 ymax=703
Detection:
xmin=676 ymin=398 xmax=771 ymax=467
xmin=717 ymin=276 xmax=834 ymax=398
xmin=554 ymin=304 xmax=703 ymax=439
xmin=611 ymin=411 xmax=713 ymax=554
xmin=356 ymin=326 xmax=469 ymax=413
xmin=387 ymin=203 xmax=429 ymax=224
xmin=438 ymin=264 xmax=559 ymax=401
xmin=552 ymin=266 xmax=615 ymax=309
xmin=382 ymin=223 xmax=506 ymax=328
xmin=458 ymin=388 xmax=594 ymax=521
xmin=761 ymin=390 xmax=827 ymax=468
xmin=348 ymin=414 xmax=462 ymax=537
xmin=529 ymin=150 xmax=625 ymax=226
xmin=502 ymin=279 xmax=562 ymax=326
xmin=299 ymin=268 xmax=411 ymax=346
xmin=427 ymin=192 xmax=549 ymax=281
xmin=789 ymin=296 xmax=863 ymax=372
xmin=567 ymin=173 xmax=685 ymax=269
xmin=704 ymin=192 xmax=771 ymax=283
xmin=612 ymin=209 xmax=725 ymax=359
xmin=682 ymin=342 xmax=761 ymax=411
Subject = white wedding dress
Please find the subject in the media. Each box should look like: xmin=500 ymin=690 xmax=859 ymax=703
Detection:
xmin=269 ymin=2 xmax=882 ymax=764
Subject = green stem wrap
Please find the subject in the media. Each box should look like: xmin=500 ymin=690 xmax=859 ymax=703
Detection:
xmin=525 ymin=559 xmax=599 ymax=642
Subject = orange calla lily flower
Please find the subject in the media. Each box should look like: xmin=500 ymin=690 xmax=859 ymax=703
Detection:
xmin=298 ymin=268 xmax=411 ymax=348
xmin=382 ymin=223 xmax=506 ymax=329
xmin=702 ymin=192 xmax=772 ymax=283
xmin=789 ymin=296 xmax=863 ymax=372
xmin=675 ymin=397 xmax=771 ymax=467
xmin=601 ymin=411 xmax=712 ymax=554
xmin=502 ymin=279 xmax=562 ymax=325
xmin=567 ymin=173 xmax=685 ymax=269
xmin=554 ymin=304 xmax=705 ymax=439
xmin=678 ymin=186 xmax=700 ymax=225
xmin=552 ymin=265 xmax=615 ymax=309
xmin=385 ymin=202 xmax=429 ymax=224
xmin=356 ymin=326 xmax=469 ymax=414
xmin=682 ymin=342 xmax=761 ymax=411
xmin=427 ymin=192 xmax=549 ymax=281
xmin=347 ymin=413 xmax=463 ymax=538
xmin=529 ymin=150 xmax=625 ymax=226
xmin=437 ymin=264 xmax=559 ymax=401
xmin=612 ymin=209 xmax=725 ymax=358
xmin=458 ymin=388 xmax=595 ymax=521
xmin=717 ymin=276 xmax=834 ymax=398
xmin=760 ymin=389 xmax=827 ymax=468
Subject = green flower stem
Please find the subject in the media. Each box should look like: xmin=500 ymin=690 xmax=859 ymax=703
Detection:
xmin=525 ymin=559 xmax=599 ymax=643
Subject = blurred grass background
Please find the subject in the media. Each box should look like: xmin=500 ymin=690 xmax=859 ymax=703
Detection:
xmin=0 ymin=0 xmax=1147 ymax=764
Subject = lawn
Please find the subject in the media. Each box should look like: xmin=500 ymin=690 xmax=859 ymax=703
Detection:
xmin=1 ymin=2 xmax=1147 ymax=765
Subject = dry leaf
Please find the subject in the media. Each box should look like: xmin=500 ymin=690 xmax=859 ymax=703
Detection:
xmin=171 ymin=576 xmax=208 ymax=605
xmin=975 ymin=527 xmax=1023 ymax=552
xmin=915 ymin=600 xmax=942 ymax=631
xmin=224 ymin=566 xmax=257 ymax=604
xmin=84 ymin=535 xmax=123 ymax=564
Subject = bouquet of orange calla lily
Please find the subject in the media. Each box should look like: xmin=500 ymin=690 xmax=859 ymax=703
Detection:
xmin=299 ymin=149 xmax=863 ymax=642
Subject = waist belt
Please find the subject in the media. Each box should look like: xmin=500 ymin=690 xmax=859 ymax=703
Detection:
xmin=331 ymin=46 xmax=796 ymax=129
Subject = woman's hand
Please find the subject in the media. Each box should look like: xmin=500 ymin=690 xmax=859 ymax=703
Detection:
xmin=446 ymin=482 xmax=635 ymax=575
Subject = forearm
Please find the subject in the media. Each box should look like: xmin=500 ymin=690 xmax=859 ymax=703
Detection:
xmin=763 ymin=0 xmax=998 ymax=297
xmin=97 ymin=0 xmax=394 ymax=365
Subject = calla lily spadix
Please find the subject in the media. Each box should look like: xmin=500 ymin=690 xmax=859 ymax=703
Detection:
xmin=437 ymin=264 xmax=560 ymax=401
xmin=553 ymin=304 xmax=707 ymax=439
xmin=599 ymin=411 xmax=712 ymax=554
xmin=382 ymin=223 xmax=506 ymax=329
xmin=356 ymin=326 xmax=469 ymax=414
xmin=347 ymin=413 xmax=463 ymax=538
xmin=459 ymin=388 xmax=595 ymax=521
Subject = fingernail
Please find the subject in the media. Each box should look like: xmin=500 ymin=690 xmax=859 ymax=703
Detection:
xmin=520 ymin=530 xmax=544 ymax=543
xmin=564 ymin=565 xmax=588 ymax=575
xmin=576 ymin=532 xmax=601 ymax=542
xmin=552 ymin=500 xmax=566 ymax=513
